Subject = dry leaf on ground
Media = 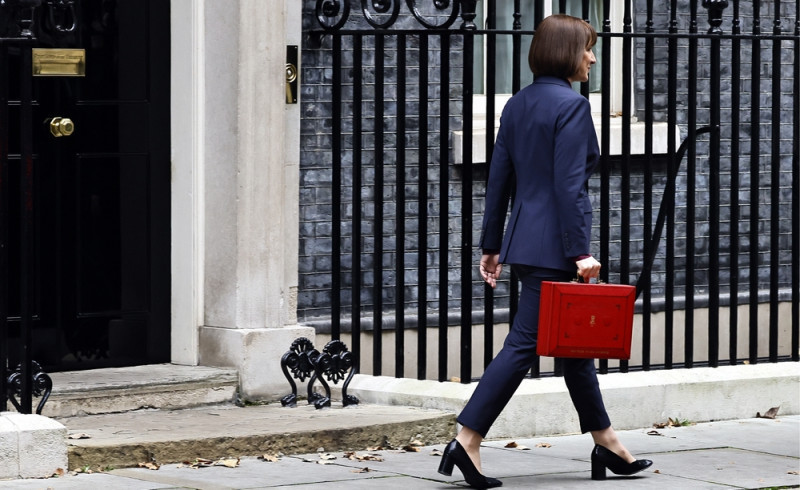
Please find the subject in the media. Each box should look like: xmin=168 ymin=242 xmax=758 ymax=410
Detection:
xmin=138 ymin=462 xmax=160 ymax=470
xmin=352 ymin=467 xmax=372 ymax=473
xmin=647 ymin=430 xmax=664 ymax=436
xmin=757 ymin=406 xmax=780 ymax=419
xmin=653 ymin=417 xmax=691 ymax=429
xmin=178 ymin=458 xmax=214 ymax=469
xmin=402 ymin=445 xmax=421 ymax=452
xmin=215 ymin=458 xmax=240 ymax=468
xmin=430 ymin=449 xmax=443 ymax=456
xmin=344 ymin=451 xmax=384 ymax=462
xmin=504 ymin=441 xmax=530 ymax=450
xmin=319 ymin=453 xmax=337 ymax=460
xmin=535 ymin=442 xmax=551 ymax=448
xmin=68 ymin=433 xmax=91 ymax=440
xmin=258 ymin=453 xmax=281 ymax=462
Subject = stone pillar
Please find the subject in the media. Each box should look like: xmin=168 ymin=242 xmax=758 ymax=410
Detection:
xmin=198 ymin=0 xmax=312 ymax=400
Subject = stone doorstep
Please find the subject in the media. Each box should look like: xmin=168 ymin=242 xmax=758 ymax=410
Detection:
xmin=60 ymin=404 xmax=456 ymax=470
xmin=0 ymin=412 xmax=68 ymax=480
xmin=42 ymin=364 xmax=240 ymax=418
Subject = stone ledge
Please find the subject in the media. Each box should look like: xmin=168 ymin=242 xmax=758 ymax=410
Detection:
xmin=0 ymin=412 xmax=67 ymax=479
xmin=347 ymin=362 xmax=800 ymax=439
xmin=61 ymin=404 xmax=455 ymax=469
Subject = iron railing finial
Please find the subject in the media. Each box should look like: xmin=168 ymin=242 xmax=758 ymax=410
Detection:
xmin=702 ymin=0 xmax=728 ymax=34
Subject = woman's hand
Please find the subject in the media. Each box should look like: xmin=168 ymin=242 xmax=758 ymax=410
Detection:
xmin=479 ymin=253 xmax=502 ymax=288
xmin=576 ymin=256 xmax=601 ymax=281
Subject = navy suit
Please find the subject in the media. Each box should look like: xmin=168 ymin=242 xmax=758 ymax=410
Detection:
xmin=459 ymin=76 xmax=610 ymax=437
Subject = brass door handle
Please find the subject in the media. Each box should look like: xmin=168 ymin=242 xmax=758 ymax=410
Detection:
xmin=49 ymin=117 xmax=74 ymax=137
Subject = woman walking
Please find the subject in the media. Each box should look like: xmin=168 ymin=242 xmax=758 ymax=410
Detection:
xmin=437 ymin=14 xmax=653 ymax=489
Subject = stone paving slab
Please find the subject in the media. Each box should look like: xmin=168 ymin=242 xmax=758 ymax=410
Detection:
xmin=0 ymin=416 xmax=797 ymax=489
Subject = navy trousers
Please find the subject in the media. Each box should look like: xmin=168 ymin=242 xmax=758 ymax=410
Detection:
xmin=457 ymin=265 xmax=611 ymax=437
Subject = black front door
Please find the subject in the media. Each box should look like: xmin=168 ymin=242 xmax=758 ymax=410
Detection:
xmin=5 ymin=0 xmax=170 ymax=371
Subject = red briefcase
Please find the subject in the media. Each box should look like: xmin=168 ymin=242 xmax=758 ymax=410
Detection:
xmin=537 ymin=281 xmax=636 ymax=360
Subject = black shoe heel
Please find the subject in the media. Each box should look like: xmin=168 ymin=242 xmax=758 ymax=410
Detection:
xmin=590 ymin=453 xmax=607 ymax=480
xmin=437 ymin=439 xmax=502 ymax=489
xmin=590 ymin=445 xmax=653 ymax=480
xmin=437 ymin=444 xmax=455 ymax=476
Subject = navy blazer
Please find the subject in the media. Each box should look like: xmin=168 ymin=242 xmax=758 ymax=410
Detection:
xmin=478 ymin=76 xmax=600 ymax=273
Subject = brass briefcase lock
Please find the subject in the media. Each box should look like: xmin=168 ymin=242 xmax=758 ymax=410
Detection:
xmin=49 ymin=117 xmax=75 ymax=137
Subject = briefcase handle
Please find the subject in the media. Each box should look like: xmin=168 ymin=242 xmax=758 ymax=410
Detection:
xmin=572 ymin=276 xmax=604 ymax=285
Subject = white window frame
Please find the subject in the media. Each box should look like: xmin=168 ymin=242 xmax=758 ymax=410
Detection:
xmin=454 ymin=1 xmax=678 ymax=164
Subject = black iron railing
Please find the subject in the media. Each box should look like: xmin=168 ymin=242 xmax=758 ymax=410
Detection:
xmin=299 ymin=0 xmax=798 ymax=382
xmin=1 ymin=0 xmax=53 ymax=415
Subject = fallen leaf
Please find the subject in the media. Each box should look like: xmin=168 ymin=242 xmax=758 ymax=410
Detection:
xmin=654 ymin=469 xmax=661 ymax=474
xmin=353 ymin=467 xmax=372 ymax=473
xmin=258 ymin=454 xmax=280 ymax=462
xmin=179 ymin=458 xmax=213 ymax=469
xmin=317 ymin=460 xmax=334 ymax=465
xmin=534 ymin=443 xmax=550 ymax=449
xmin=53 ymin=468 xmax=65 ymax=477
xmin=647 ymin=430 xmax=664 ymax=436
xmin=409 ymin=439 xmax=423 ymax=446
xmin=345 ymin=452 xmax=384 ymax=462
xmin=502 ymin=441 xmax=530 ymax=450
xmin=68 ymin=433 xmax=91 ymax=440
xmin=430 ymin=449 xmax=443 ymax=456
xmin=366 ymin=446 xmax=387 ymax=451
xmin=788 ymin=470 xmax=799 ymax=475
xmin=756 ymin=406 xmax=780 ymax=419
xmin=450 ymin=377 xmax=461 ymax=383
xmin=402 ymin=445 xmax=421 ymax=452
xmin=319 ymin=453 xmax=337 ymax=460
xmin=138 ymin=462 xmax=160 ymax=471
xmin=214 ymin=458 xmax=240 ymax=468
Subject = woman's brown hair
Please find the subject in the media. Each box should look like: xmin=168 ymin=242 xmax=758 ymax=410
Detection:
xmin=528 ymin=14 xmax=597 ymax=80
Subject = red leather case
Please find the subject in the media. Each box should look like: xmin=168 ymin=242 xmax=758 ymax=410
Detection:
xmin=537 ymin=281 xmax=636 ymax=360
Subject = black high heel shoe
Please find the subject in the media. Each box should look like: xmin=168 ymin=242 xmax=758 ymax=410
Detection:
xmin=591 ymin=444 xmax=653 ymax=480
xmin=437 ymin=439 xmax=503 ymax=489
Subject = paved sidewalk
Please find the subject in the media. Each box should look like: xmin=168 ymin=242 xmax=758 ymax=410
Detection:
xmin=1 ymin=416 xmax=798 ymax=489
